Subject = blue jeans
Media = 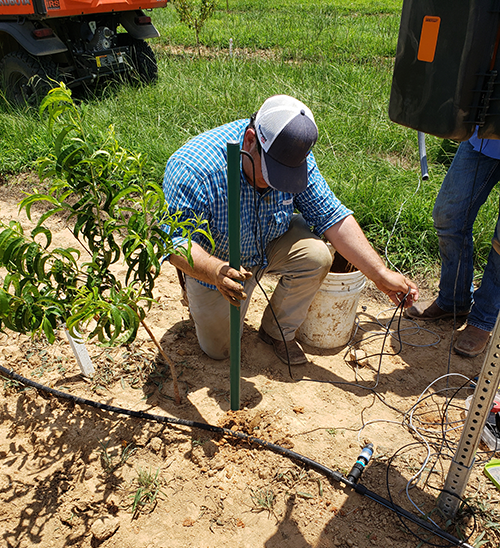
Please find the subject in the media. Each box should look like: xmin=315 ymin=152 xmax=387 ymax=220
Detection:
xmin=432 ymin=140 xmax=500 ymax=332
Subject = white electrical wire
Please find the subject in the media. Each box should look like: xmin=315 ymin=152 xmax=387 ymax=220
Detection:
xmin=384 ymin=172 xmax=422 ymax=274
xmin=403 ymin=373 xmax=473 ymax=521
xmin=356 ymin=373 xmax=474 ymax=526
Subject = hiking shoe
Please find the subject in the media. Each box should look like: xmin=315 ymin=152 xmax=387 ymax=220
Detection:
xmin=258 ymin=326 xmax=308 ymax=365
xmin=405 ymin=299 xmax=469 ymax=321
xmin=454 ymin=325 xmax=491 ymax=358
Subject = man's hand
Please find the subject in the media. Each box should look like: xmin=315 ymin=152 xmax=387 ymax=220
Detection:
xmin=213 ymin=264 xmax=252 ymax=306
xmin=323 ymin=218 xmax=419 ymax=309
xmin=374 ymin=269 xmax=419 ymax=308
xmin=169 ymin=243 xmax=253 ymax=307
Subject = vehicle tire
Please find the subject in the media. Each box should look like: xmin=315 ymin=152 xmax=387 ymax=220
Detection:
xmin=129 ymin=38 xmax=158 ymax=84
xmin=0 ymin=51 xmax=59 ymax=107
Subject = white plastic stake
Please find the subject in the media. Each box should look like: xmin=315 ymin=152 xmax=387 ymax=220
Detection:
xmin=65 ymin=327 xmax=95 ymax=378
xmin=229 ymin=38 xmax=233 ymax=57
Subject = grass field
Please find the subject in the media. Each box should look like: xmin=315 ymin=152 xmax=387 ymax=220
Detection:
xmin=0 ymin=0 xmax=498 ymax=278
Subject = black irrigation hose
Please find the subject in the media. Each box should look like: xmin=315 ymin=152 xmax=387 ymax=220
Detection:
xmin=0 ymin=365 xmax=346 ymax=483
xmin=0 ymin=364 xmax=473 ymax=548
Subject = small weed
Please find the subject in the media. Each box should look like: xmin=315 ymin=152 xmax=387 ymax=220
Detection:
xmin=274 ymin=466 xmax=323 ymax=497
xmin=99 ymin=440 xmax=137 ymax=473
xmin=130 ymin=468 xmax=164 ymax=518
xmin=296 ymin=490 xmax=314 ymax=499
xmin=31 ymin=362 xmax=54 ymax=379
xmin=454 ymin=482 xmax=500 ymax=548
xmin=1 ymin=375 xmax=30 ymax=392
xmin=274 ymin=467 xmax=308 ymax=489
xmin=250 ymin=487 xmax=275 ymax=514
xmin=326 ymin=428 xmax=338 ymax=437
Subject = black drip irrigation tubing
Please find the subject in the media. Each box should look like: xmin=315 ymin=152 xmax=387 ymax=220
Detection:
xmin=0 ymin=364 xmax=473 ymax=548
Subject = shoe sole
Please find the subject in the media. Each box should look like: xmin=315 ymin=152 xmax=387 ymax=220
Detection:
xmin=454 ymin=347 xmax=484 ymax=358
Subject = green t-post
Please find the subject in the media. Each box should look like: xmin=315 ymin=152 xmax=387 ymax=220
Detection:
xmin=227 ymin=141 xmax=241 ymax=411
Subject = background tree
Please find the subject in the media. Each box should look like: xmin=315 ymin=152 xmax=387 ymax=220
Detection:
xmin=173 ymin=0 xmax=218 ymax=52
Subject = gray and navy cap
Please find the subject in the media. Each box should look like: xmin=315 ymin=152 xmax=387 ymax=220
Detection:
xmin=254 ymin=95 xmax=318 ymax=193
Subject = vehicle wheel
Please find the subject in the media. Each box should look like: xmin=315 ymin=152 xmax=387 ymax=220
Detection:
xmin=0 ymin=51 xmax=59 ymax=107
xmin=129 ymin=39 xmax=158 ymax=84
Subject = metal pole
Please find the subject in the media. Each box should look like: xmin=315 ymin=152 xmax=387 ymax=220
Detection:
xmin=438 ymin=312 xmax=500 ymax=518
xmin=227 ymin=141 xmax=241 ymax=411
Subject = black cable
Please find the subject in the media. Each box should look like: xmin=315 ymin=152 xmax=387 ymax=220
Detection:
xmin=354 ymin=480 xmax=473 ymax=547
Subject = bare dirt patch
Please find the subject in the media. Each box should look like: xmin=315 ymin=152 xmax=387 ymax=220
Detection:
xmin=0 ymin=180 xmax=499 ymax=548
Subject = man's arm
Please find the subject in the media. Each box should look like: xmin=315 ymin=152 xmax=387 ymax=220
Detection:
xmin=169 ymin=242 xmax=252 ymax=306
xmin=323 ymin=215 xmax=418 ymax=307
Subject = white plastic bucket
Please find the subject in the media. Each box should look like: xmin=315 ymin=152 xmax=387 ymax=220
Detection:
xmin=297 ymin=265 xmax=366 ymax=349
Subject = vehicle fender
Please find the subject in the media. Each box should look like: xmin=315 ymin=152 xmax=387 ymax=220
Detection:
xmin=0 ymin=20 xmax=67 ymax=56
xmin=119 ymin=11 xmax=160 ymax=40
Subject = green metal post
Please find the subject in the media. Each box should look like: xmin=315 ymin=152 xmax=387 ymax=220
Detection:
xmin=227 ymin=141 xmax=241 ymax=411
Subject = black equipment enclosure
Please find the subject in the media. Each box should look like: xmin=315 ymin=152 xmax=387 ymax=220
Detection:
xmin=389 ymin=0 xmax=500 ymax=141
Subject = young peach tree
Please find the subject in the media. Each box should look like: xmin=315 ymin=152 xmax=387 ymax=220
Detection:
xmin=0 ymin=84 xmax=212 ymax=403
xmin=173 ymin=0 xmax=217 ymax=51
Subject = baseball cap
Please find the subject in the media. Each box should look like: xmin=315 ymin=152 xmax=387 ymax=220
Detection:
xmin=254 ymin=95 xmax=318 ymax=193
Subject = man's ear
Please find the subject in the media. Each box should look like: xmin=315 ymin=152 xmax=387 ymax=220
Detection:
xmin=243 ymin=127 xmax=257 ymax=151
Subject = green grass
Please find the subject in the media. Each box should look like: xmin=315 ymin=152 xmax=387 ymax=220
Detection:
xmin=0 ymin=0 xmax=498 ymax=277
xmin=130 ymin=467 xmax=164 ymax=517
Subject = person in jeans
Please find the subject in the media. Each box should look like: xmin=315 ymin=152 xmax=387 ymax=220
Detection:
xmin=406 ymin=131 xmax=500 ymax=357
xmin=163 ymin=95 xmax=418 ymax=364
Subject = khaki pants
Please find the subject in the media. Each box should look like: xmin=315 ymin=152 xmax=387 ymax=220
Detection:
xmin=185 ymin=215 xmax=332 ymax=359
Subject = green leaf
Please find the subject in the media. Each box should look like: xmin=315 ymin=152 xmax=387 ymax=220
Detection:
xmin=19 ymin=193 xmax=58 ymax=221
xmin=56 ymin=144 xmax=85 ymax=175
xmin=33 ymin=253 xmax=51 ymax=281
xmin=0 ymin=289 xmax=10 ymax=315
xmin=39 ymin=85 xmax=73 ymax=121
xmin=42 ymin=316 xmax=56 ymax=344
xmin=0 ymin=228 xmax=17 ymax=261
xmin=2 ymin=237 xmax=26 ymax=266
xmin=30 ymin=225 xmax=53 ymax=248
xmin=108 ymin=186 xmax=141 ymax=210
xmin=24 ymin=242 xmax=39 ymax=275
xmin=109 ymin=305 xmax=123 ymax=335
xmin=36 ymin=207 xmax=67 ymax=228
xmin=54 ymin=124 xmax=79 ymax=156
xmin=53 ymin=247 xmax=80 ymax=263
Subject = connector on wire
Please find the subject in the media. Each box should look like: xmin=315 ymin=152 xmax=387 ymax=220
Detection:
xmin=347 ymin=443 xmax=374 ymax=484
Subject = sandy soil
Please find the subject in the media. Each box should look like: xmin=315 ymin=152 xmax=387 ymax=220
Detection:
xmin=0 ymin=175 xmax=499 ymax=548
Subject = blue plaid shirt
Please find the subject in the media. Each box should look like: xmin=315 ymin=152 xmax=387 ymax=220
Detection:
xmin=162 ymin=119 xmax=352 ymax=287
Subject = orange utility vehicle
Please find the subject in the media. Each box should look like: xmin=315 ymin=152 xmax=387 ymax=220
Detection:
xmin=0 ymin=0 xmax=168 ymax=104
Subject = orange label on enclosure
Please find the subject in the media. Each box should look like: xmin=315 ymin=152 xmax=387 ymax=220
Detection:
xmin=417 ymin=16 xmax=441 ymax=63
